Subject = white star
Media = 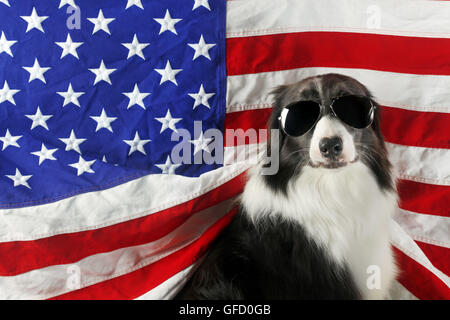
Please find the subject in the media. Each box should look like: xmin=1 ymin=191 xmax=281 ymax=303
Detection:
xmin=21 ymin=7 xmax=48 ymax=33
xmin=0 ymin=31 xmax=17 ymax=57
xmin=122 ymin=34 xmax=149 ymax=60
xmin=188 ymin=84 xmax=215 ymax=109
xmin=6 ymin=169 xmax=32 ymax=189
xmin=154 ymin=60 xmax=182 ymax=86
xmin=59 ymin=130 xmax=86 ymax=154
xmin=31 ymin=143 xmax=57 ymax=165
xmin=57 ymin=83 xmax=84 ymax=107
xmin=55 ymin=34 xmax=83 ymax=59
xmin=193 ymin=0 xmax=211 ymax=11
xmin=0 ymin=129 xmax=21 ymax=151
xmin=69 ymin=156 xmax=96 ymax=176
xmin=156 ymin=156 xmax=181 ymax=174
xmin=90 ymin=108 xmax=117 ymax=132
xmin=23 ymin=58 xmax=50 ymax=83
xmin=188 ymin=35 xmax=216 ymax=60
xmin=126 ymin=0 xmax=143 ymax=10
xmin=122 ymin=84 xmax=150 ymax=110
xmin=59 ymin=0 xmax=77 ymax=8
xmin=0 ymin=81 xmax=20 ymax=105
xmin=124 ymin=132 xmax=150 ymax=155
xmin=190 ymin=131 xmax=213 ymax=155
xmin=0 ymin=0 xmax=10 ymax=7
xmin=89 ymin=60 xmax=116 ymax=85
xmin=25 ymin=106 xmax=53 ymax=130
xmin=154 ymin=9 xmax=182 ymax=35
xmin=88 ymin=10 xmax=115 ymax=35
xmin=155 ymin=109 xmax=182 ymax=133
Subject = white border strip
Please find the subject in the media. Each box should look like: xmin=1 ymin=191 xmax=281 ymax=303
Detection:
xmin=227 ymin=0 xmax=450 ymax=39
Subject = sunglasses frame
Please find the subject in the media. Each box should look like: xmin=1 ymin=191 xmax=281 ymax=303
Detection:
xmin=278 ymin=95 xmax=375 ymax=137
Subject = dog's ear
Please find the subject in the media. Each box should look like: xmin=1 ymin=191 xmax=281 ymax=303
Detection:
xmin=270 ymin=85 xmax=290 ymax=110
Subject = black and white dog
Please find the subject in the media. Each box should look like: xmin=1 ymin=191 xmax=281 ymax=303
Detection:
xmin=177 ymin=74 xmax=398 ymax=300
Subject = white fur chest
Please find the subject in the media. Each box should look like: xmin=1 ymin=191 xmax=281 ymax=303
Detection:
xmin=241 ymin=161 xmax=398 ymax=299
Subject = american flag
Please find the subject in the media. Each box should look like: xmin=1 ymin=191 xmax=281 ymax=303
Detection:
xmin=0 ymin=0 xmax=448 ymax=300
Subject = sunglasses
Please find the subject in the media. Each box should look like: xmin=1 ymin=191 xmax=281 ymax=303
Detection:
xmin=278 ymin=95 xmax=375 ymax=137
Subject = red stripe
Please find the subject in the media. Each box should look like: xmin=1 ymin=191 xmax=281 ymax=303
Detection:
xmin=227 ymin=31 xmax=450 ymax=76
xmin=50 ymin=207 xmax=239 ymax=300
xmin=393 ymin=247 xmax=450 ymax=300
xmin=224 ymin=108 xmax=272 ymax=146
xmin=415 ymin=241 xmax=450 ymax=277
xmin=380 ymin=106 xmax=450 ymax=149
xmin=397 ymin=180 xmax=450 ymax=217
xmin=0 ymin=173 xmax=247 ymax=276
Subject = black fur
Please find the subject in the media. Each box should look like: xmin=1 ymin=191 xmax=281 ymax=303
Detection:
xmin=176 ymin=211 xmax=360 ymax=300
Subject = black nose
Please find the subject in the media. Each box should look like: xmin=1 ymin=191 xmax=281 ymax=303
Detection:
xmin=319 ymin=136 xmax=343 ymax=159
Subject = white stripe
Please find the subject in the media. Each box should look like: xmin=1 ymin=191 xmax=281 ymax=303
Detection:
xmin=227 ymin=67 xmax=450 ymax=113
xmin=387 ymin=143 xmax=450 ymax=186
xmin=395 ymin=209 xmax=450 ymax=248
xmin=390 ymin=220 xmax=450 ymax=288
xmin=0 ymin=199 xmax=235 ymax=300
xmin=388 ymin=281 xmax=418 ymax=300
xmin=0 ymin=155 xmax=247 ymax=242
xmin=227 ymin=0 xmax=450 ymax=39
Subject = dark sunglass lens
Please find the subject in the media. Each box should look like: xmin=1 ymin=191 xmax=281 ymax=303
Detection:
xmin=332 ymin=96 xmax=373 ymax=129
xmin=282 ymin=101 xmax=321 ymax=136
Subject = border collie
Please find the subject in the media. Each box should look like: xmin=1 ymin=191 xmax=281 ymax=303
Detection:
xmin=176 ymin=74 xmax=398 ymax=300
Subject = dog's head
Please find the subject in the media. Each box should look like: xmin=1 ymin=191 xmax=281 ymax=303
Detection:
xmin=264 ymin=73 xmax=393 ymax=193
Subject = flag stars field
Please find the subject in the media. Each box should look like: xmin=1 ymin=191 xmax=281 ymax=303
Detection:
xmin=189 ymin=84 xmax=215 ymax=109
xmin=88 ymin=10 xmax=115 ymax=35
xmin=55 ymin=34 xmax=83 ymax=59
xmin=57 ymin=83 xmax=84 ymax=107
xmin=154 ymin=9 xmax=182 ymax=35
xmin=89 ymin=60 xmax=116 ymax=85
xmin=25 ymin=107 xmax=53 ymax=130
xmin=0 ymin=31 xmax=17 ymax=57
xmin=124 ymin=132 xmax=150 ymax=155
xmin=193 ymin=0 xmax=211 ymax=11
xmin=155 ymin=156 xmax=181 ymax=174
xmin=155 ymin=60 xmax=182 ymax=85
xmin=122 ymin=34 xmax=149 ymax=60
xmin=0 ymin=81 xmax=20 ymax=105
xmin=126 ymin=0 xmax=144 ymax=10
xmin=0 ymin=129 xmax=21 ymax=151
xmin=123 ymin=84 xmax=150 ymax=110
xmin=155 ymin=109 xmax=182 ymax=133
xmin=69 ymin=156 xmax=96 ymax=176
xmin=6 ymin=169 xmax=32 ymax=189
xmin=59 ymin=0 xmax=77 ymax=9
xmin=23 ymin=58 xmax=50 ymax=83
xmin=20 ymin=7 xmax=48 ymax=33
xmin=31 ymin=144 xmax=58 ymax=165
xmin=59 ymin=130 xmax=86 ymax=154
xmin=188 ymin=35 xmax=216 ymax=60
xmin=90 ymin=108 xmax=117 ymax=132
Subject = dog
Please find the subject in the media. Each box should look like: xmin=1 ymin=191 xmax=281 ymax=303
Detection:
xmin=176 ymin=73 xmax=398 ymax=300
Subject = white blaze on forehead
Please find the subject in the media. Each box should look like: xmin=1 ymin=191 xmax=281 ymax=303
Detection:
xmin=309 ymin=115 xmax=356 ymax=163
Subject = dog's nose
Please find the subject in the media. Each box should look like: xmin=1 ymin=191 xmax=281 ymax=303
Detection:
xmin=319 ymin=136 xmax=343 ymax=159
